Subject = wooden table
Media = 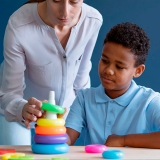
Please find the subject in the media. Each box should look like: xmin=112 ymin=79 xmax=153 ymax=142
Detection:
xmin=0 ymin=145 xmax=160 ymax=160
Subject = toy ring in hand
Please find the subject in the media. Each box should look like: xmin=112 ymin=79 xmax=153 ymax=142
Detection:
xmin=37 ymin=118 xmax=65 ymax=127
xmin=41 ymin=102 xmax=65 ymax=114
xmin=85 ymin=144 xmax=107 ymax=153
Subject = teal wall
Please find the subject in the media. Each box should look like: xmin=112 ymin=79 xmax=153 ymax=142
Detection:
xmin=1 ymin=0 xmax=27 ymax=61
xmin=87 ymin=0 xmax=160 ymax=91
xmin=1 ymin=0 xmax=160 ymax=91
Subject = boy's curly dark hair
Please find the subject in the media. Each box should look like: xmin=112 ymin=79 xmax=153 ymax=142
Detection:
xmin=104 ymin=22 xmax=150 ymax=67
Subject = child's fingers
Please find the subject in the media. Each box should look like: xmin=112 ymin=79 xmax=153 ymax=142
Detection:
xmin=57 ymin=108 xmax=67 ymax=119
xmin=63 ymin=108 xmax=67 ymax=115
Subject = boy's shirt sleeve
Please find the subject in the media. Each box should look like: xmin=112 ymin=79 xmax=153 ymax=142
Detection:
xmin=65 ymin=90 xmax=86 ymax=133
xmin=146 ymin=95 xmax=160 ymax=131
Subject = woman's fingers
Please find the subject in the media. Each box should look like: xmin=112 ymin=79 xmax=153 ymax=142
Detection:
xmin=34 ymin=99 xmax=48 ymax=112
xmin=22 ymin=97 xmax=45 ymax=129
xmin=41 ymin=100 xmax=48 ymax=103
xmin=25 ymin=111 xmax=37 ymax=122
xmin=27 ymin=97 xmax=44 ymax=117
xmin=23 ymin=98 xmax=66 ymax=130
xmin=41 ymin=110 xmax=46 ymax=118
xmin=24 ymin=119 xmax=31 ymax=129
xmin=27 ymin=106 xmax=42 ymax=117
xmin=28 ymin=97 xmax=42 ymax=109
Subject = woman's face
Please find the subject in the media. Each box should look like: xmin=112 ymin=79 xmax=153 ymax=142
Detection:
xmin=46 ymin=0 xmax=83 ymax=26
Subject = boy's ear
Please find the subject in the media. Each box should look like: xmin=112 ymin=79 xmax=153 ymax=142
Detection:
xmin=133 ymin=64 xmax=145 ymax=78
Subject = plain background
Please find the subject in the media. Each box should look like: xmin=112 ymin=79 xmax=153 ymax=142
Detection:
xmin=1 ymin=0 xmax=160 ymax=91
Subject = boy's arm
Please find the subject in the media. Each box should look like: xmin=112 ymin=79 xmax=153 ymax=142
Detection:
xmin=106 ymin=96 xmax=160 ymax=149
xmin=105 ymin=132 xmax=160 ymax=149
xmin=65 ymin=90 xmax=86 ymax=146
xmin=66 ymin=128 xmax=80 ymax=146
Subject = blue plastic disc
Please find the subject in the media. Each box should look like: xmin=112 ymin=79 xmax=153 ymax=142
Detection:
xmin=102 ymin=150 xmax=124 ymax=159
xmin=32 ymin=143 xmax=69 ymax=154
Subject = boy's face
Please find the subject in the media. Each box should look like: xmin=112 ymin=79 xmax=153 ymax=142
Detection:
xmin=98 ymin=42 xmax=144 ymax=98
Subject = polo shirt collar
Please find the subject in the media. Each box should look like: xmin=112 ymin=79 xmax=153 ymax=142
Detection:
xmin=95 ymin=80 xmax=139 ymax=107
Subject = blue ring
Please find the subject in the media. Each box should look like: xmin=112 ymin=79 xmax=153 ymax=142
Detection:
xmin=102 ymin=150 xmax=124 ymax=159
xmin=32 ymin=143 xmax=69 ymax=154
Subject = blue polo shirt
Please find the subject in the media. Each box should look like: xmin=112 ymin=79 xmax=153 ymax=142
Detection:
xmin=65 ymin=80 xmax=160 ymax=145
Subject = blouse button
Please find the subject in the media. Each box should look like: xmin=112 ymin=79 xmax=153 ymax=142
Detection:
xmin=63 ymin=55 xmax=66 ymax=59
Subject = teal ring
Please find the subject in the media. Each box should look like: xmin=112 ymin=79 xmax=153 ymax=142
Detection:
xmin=102 ymin=150 xmax=124 ymax=159
xmin=32 ymin=143 xmax=69 ymax=154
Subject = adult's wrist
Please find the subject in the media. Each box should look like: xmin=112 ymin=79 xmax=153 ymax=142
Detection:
xmin=16 ymin=99 xmax=28 ymax=122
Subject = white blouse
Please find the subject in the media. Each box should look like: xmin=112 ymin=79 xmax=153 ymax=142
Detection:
xmin=0 ymin=2 xmax=102 ymax=123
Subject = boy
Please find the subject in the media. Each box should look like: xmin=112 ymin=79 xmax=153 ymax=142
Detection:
xmin=65 ymin=22 xmax=160 ymax=148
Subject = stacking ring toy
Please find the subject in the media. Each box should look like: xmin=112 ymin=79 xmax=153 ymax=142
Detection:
xmin=35 ymin=126 xmax=66 ymax=135
xmin=102 ymin=150 xmax=124 ymax=159
xmin=32 ymin=143 xmax=69 ymax=154
xmin=41 ymin=102 xmax=65 ymax=114
xmin=33 ymin=134 xmax=68 ymax=144
xmin=85 ymin=145 xmax=107 ymax=153
xmin=37 ymin=118 xmax=65 ymax=127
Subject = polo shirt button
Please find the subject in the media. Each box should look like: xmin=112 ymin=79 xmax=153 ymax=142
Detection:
xmin=110 ymin=101 xmax=113 ymax=103
xmin=110 ymin=110 xmax=113 ymax=113
xmin=108 ymin=121 xmax=111 ymax=125
xmin=63 ymin=55 xmax=66 ymax=59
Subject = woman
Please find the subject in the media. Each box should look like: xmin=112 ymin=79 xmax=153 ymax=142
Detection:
xmin=0 ymin=0 xmax=102 ymax=145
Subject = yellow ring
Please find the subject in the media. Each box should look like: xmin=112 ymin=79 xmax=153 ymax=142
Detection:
xmin=37 ymin=118 xmax=65 ymax=127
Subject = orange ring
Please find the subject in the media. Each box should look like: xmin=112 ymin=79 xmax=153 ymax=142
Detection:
xmin=35 ymin=126 xmax=66 ymax=135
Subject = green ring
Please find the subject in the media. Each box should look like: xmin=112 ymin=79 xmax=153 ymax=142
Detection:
xmin=52 ymin=158 xmax=69 ymax=160
xmin=9 ymin=156 xmax=34 ymax=160
xmin=41 ymin=102 xmax=65 ymax=114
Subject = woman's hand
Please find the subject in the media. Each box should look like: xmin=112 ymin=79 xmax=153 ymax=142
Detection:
xmin=34 ymin=107 xmax=67 ymax=128
xmin=22 ymin=97 xmax=48 ymax=129
xmin=41 ymin=107 xmax=67 ymax=119
xmin=105 ymin=134 xmax=126 ymax=147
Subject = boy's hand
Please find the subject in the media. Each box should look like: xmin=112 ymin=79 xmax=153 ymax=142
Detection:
xmin=57 ymin=108 xmax=67 ymax=118
xmin=22 ymin=97 xmax=48 ymax=129
xmin=105 ymin=134 xmax=126 ymax=147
